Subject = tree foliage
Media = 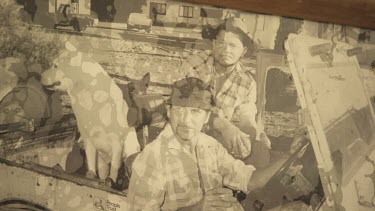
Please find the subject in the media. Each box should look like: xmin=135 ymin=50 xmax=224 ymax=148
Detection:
xmin=0 ymin=0 xmax=63 ymax=69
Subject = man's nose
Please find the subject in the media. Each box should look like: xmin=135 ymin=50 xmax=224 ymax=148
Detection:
xmin=218 ymin=43 xmax=230 ymax=51
xmin=181 ymin=110 xmax=193 ymax=123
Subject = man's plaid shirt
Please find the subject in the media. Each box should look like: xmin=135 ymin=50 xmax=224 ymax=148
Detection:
xmin=181 ymin=51 xmax=258 ymax=134
xmin=126 ymin=125 xmax=255 ymax=210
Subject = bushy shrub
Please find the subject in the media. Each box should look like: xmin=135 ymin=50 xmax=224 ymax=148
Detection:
xmin=0 ymin=0 xmax=64 ymax=69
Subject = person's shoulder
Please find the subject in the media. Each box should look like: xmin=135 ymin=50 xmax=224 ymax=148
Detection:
xmin=198 ymin=132 xmax=222 ymax=147
xmin=197 ymin=132 xmax=232 ymax=155
xmin=136 ymin=125 xmax=173 ymax=162
xmin=141 ymin=137 xmax=163 ymax=157
xmin=237 ymin=65 xmax=256 ymax=82
xmin=134 ymin=138 xmax=163 ymax=168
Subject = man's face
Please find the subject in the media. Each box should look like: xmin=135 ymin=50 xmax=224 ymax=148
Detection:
xmin=170 ymin=106 xmax=210 ymax=142
xmin=213 ymin=31 xmax=247 ymax=67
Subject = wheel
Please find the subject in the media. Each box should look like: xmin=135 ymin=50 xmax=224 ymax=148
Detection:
xmin=71 ymin=19 xmax=80 ymax=32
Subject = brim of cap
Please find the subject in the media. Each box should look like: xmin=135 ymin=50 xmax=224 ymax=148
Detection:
xmin=242 ymin=34 xmax=259 ymax=56
xmin=166 ymin=98 xmax=212 ymax=110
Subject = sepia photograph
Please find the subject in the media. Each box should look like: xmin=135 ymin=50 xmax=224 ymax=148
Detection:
xmin=0 ymin=0 xmax=375 ymax=210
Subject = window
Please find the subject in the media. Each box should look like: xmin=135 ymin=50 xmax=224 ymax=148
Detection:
xmin=152 ymin=3 xmax=166 ymax=15
xmin=71 ymin=3 xmax=79 ymax=14
xmin=200 ymin=8 xmax=208 ymax=17
xmin=179 ymin=6 xmax=194 ymax=18
xmin=200 ymin=8 xmax=222 ymax=18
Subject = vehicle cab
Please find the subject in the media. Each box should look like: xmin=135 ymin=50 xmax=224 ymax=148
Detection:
xmin=127 ymin=13 xmax=152 ymax=33
xmin=243 ymin=34 xmax=375 ymax=211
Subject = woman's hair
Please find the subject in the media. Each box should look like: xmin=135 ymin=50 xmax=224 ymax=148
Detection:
xmin=214 ymin=24 xmax=247 ymax=45
xmin=212 ymin=18 xmax=258 ymax=57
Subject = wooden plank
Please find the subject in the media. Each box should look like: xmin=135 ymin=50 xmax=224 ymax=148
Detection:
xmin=183 ymin=0 xmax=375 ymax=30
xmin=0 ymin=159 xmax=128 ymax=210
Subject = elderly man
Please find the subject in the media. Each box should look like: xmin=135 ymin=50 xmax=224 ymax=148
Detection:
xmin=181 ymin=17 xmax=269 ymax=165
xmin=126 ymin=77 xmax=286 ymax=210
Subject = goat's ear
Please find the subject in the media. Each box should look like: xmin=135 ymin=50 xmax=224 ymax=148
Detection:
xmin=142 ymin=72 xmax=151 ymax=86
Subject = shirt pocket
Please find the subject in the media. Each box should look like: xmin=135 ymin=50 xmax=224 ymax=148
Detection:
xmin=168 ymin=166 xmax=200 ymax=195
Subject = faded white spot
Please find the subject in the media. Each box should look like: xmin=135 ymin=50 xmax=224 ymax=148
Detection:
xmin=109 ymin=81 xmax=128 ymax=128
xmin=99 ymin=103 xmax=112 ymax=127
xmin=42 ymin=156 xmax=48 ymax=162
xmin=123 ymin=128 xmax=140 ymax=158
xmin=64 ymin=185 xmax=71 ymax=195
xmin=54 ymin=69 xmax=64 ymax=85
xmin=90 ymin=38 xmax=99 ymax=48
xmin=82 ymin=61 xmax=103 ymax=77
xmin=90 ymin=79 xmax=97 ymax=86
xmin=70 ymin=94 xmax=76 ymax=105
xmin=143 ymin=62 xmax=150 ymax=67
xmin=15 ymin=137 xmax=23 ymax=148
xmin=109 ymin=81 xmax=122 ymax=102
xmin=77 ymin=89 xmax=93 ymax=110
xmin=108 ymin=133 xmax=120 ymax=144
xmin=68 ymin=195 xmax=81 ymax=208
xmin=47 ymin=197 xmax=55 ymax=207
xmin=65 ymin=41 xmax=77 ymax=52
xmin=94 ymin=90 xmax=109 ymax=103
xmin=89 ymin=126 xmax=105 ymax=138
xmin=61 ymin=77 xmax=74 ymax=92
xmin=69 ymin=52 xmax=83 ymax=67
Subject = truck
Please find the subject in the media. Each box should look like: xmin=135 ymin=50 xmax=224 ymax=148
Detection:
xmin=1 ymin=34 xmax=375 ymax=210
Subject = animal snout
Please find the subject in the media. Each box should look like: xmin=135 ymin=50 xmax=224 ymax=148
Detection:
xmin=44 ymin=81 xmax=62 ymax=89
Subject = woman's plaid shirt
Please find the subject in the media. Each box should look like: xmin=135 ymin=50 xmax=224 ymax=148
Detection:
xmin=182 ymin=51 xmax=258 ymax=134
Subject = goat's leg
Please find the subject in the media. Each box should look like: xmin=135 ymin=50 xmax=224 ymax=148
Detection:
xmin=97 ymin=155 xmax=110 ymax=180
xmin=84 ymin=139 xmax=97 ymax=178
xmin=108 ymin=145 xmax=122 ymax=185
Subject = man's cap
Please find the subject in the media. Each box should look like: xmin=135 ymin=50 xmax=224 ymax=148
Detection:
xmin=214 ymin=17 xmax=259 ymax=54
xmin=168 ymin=77 xmax=213 ymax=110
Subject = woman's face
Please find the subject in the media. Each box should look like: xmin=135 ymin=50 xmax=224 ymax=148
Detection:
xmin=213 ymin=30 xmax=247 ymax=67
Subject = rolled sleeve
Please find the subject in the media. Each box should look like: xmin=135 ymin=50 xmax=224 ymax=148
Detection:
xmin=216 ymin=143 xmax=256 ymax=193
xmin=127 ymin=149 xmax=166 ymax=210
xmin=236 ymin=80 xmax=258 ymax=138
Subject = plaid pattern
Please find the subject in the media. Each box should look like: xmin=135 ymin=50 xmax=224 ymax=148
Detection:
xmin=182 ymin=51 xmax=257 ymax=130
xmin=127 ymin=124 xmax=255 ymax=210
